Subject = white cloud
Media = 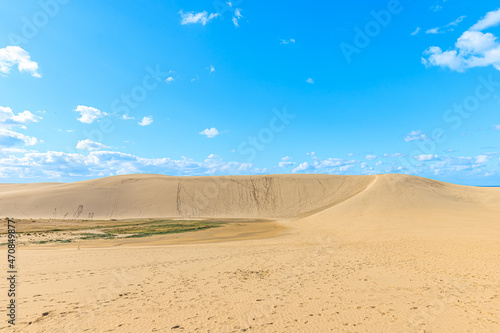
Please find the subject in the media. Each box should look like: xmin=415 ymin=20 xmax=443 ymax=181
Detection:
xmin=179 ymin=10 xmax=220 ymax=26
xmin=404 ymin=130 xmax=428 ymax=142
xmin=306 ymin=78 xmax=314 ymax=84
xmin=209 ymin=65 xmax=216 ymax=73
xmin=0 ymin=106 xmax=42 ymax=148
xmin=122 ymin=114 xmax=134 ymax=120
xmin=76 ymin=139 xmax=109 ymax=151
xmin=199 ymin=127 xmax=219 ymax=138
xmin=0 ymin=106 xmax=41 ymax=127
xmin=365 ymin=154 xmax=377 ymax=160
xmin=410 ymin=27 xmax=421 ymax=36
xmin=139 ymin=116 xmax=153 ymax=126
xmin=279 ymin=161 xmax=294 ymax=168
xmin=0 ymin=46 xmax=41 ymax=78
xmin=165 ymin=76 xmax=174 ymax=83
xmin=226 ymin=2 xmax=232 ymax=8
xmin=232 ymin=17 xmax=239 ymax=28
xmin=232 ymin=8 xmax=243 ymax=28
xmin=74 ymin=105 xmax=107 ymax=124
xmin=423 ymin=10 xmax=500 ymax=72
xmin=470 ymin=8 xmax=500 ymax=31
xmin=0 ymin=150 xmax=268 ymax=180
xmin=475 ymin=154 xmax=489 ymax=164
xmin=414 ymin=154 xmax=439 ymax=161
xmin=426 ymin=16 xmax=466 ymax=34
xmin=280 ymin=38 xmax=296 ymax=45
xmin=0 ymin=129 xmax=41 ymax=147
xmin=281 ymin=156 xmax=292 ymax=161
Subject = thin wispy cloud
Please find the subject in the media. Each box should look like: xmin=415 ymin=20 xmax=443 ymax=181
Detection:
xmin=0 ymin=46 xmax=41 ymax=78
xmin=179 ymin=10 xmax=220 ymax=26
xmin=410 ymin=27 xmax=421 ymax=36
xmin=280 ymin=38 xmax=296 ymax=44
xmin=306 ymin=78 xmax=314 ymax=84
xmin=232 ymin=8 xmax=243 ymax=27
xmin=426 ymin=16 xmax=466 ymax=34
xmin=0 ymin=106 xmax=42 ymax=147
xmin=404 ymin=130 xmax=428 ymax=142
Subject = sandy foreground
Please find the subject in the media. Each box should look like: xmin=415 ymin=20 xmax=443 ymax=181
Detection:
xmin=1 ymin=173 xmax=500 ymax=332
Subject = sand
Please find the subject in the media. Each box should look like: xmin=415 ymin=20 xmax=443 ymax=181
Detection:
xmin=0 ymin=173 xmax=499 ymax=332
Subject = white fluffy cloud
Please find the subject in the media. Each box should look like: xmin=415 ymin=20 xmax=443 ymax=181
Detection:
xmin=0 ymin=106 xmax=41 ymax=127
xmin=365 ymin=154 xmax=377 ymax=160
xmin=0 ymin=46 xmax=41 ymax=78
xmin=76 ymin=139 xmax=109 ymax=151
xmin=0 ymin=129 xmax=41 ymax=147
xmin=0 ymin=150 xmax=265 ymax=180
xmin=199 ymin=127 xmax=219 ymax=138
xmin=139 ymin=116 xmax=153 ymax=126
xmin=74 ymin=105 xmax=107 ymax=124
xmin=0 ymin=106 xmax=42 ymax=148
xmin=423 ymin=9 xmax=500 ymax=72
xmin=179 ymin=10 xmax=220 ymax=25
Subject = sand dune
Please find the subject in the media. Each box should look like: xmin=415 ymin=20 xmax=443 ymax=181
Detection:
xmin=1 ymin=174 xmax=500 ymax=332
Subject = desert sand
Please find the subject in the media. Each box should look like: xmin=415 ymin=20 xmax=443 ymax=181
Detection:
xmin=1 ymin=173 xmax=499 ymax=332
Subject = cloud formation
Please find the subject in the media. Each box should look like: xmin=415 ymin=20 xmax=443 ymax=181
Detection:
xmin=76 ymin=139 xmax=110 ymax=151
xmin=139 ymin=116 xmax=153 ymax=126
xmin=423 ymin=9 xmax=500 ymax=72
xmin=74 ymin=105 xmax=107 ymax=124
xmin=0 ymin=46 xmax=41 ymax=78
xmin=179 ymin=10 xmax=220 ymax=25
xmin=199 ymin=128 xmax=219 ymax=138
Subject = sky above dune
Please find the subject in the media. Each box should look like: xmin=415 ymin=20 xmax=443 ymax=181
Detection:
xmin=0 ymin=0 xmax=500 ymax=185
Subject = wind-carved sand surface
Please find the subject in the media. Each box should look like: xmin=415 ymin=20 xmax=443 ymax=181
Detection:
xmin=0 ymin=174 xmax=499 ymax=332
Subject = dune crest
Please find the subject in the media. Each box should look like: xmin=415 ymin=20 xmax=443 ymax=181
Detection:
xmin=1 ymin=173 xmax=499 ymax=221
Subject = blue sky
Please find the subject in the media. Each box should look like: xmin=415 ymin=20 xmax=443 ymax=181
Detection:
xmin=1 ymin=0 xmax=500 ymax=185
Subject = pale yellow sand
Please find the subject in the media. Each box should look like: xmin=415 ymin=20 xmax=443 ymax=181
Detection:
xmin=1 ymin=174 xmax=499 ymax=332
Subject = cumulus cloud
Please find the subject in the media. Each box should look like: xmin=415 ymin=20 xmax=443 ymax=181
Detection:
xmin=199 ymin=127 xmax=219 ymax=138
xmin=76 ymin=139 xmax=109 ymax=151
xmin=0 ymin=106 xmax=42 ymax=148
xmin=179 ymin=10 xmax=220 ymax=25
xmin=0 ymin=106 xmax=41 ymax=127
xmin=0 ymin=150 xmax=267 ymax=180
xmin=139 ymin=116 xmax=153 ymax=126
xmin=422 ymin=9 xmax=500 ymax=72
xmin=0 ymin=46 xmax=41 ymax=78
xmin=0 ymin=129 xmax=41 ymax=147
xmin=404 ymin=130 xmax=428 ymax=142
xmin=75 ymin=105 xmax=107 ymax=124
xmin=165 ymin=76 xmax=174 ymax=83
xmin=306 ymin=78 xmax=314 ymax=84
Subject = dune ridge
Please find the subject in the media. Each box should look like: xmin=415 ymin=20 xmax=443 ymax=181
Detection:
xmin=1 ymin=173 xmax=499 ymax=221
